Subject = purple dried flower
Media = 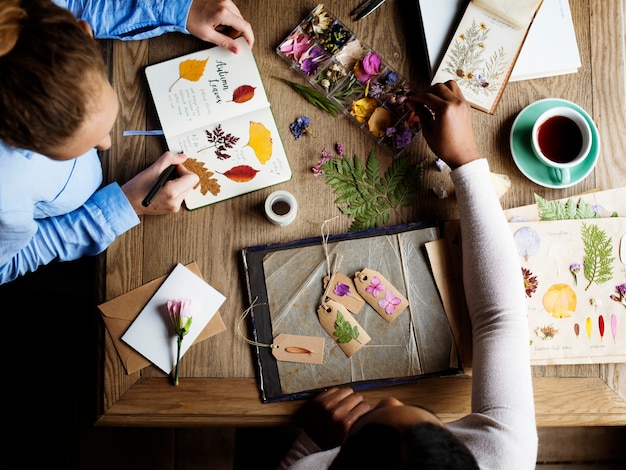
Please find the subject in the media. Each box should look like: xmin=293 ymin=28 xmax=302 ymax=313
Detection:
xmin=395 ymin=128 xmax=413 ymax=149
xmin=383 ymin=71 xmax=398 ymax=86
xmin=336 ymin=142 xmax=345 ymax=156
xmin=300 ymin=47 xmax=326 ymax=75
xmin=334 ymin=282 xmax=352 ymax=297
xmin=289 ymin=116 xmax=311 ymax=139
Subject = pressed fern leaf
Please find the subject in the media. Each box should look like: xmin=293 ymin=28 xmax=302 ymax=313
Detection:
xmin=581 ymin=222 xmax=615 ymax=291
xmin=321 ymin=150 xmax=425 ymax=231
xmin=535 ymin=193 xmax=600 ymax=220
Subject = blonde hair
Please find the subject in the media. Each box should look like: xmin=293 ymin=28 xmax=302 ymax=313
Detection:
xmin=0 ymin=0 xmax=108 ymax=154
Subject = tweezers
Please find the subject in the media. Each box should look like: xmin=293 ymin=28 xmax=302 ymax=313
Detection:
xmin=350 ymin=0 xmax=387 ymax=21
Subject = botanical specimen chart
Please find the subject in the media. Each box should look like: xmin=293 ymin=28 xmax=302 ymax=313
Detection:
xmin=512 ymin=217 xmax=626 ymax=364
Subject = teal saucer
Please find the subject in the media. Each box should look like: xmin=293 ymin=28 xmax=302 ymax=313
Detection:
xmin=510 ymin=98 xmax=600 ymax=189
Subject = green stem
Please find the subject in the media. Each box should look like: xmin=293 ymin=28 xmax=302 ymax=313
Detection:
xmin=173 ymin=335 xmax=182 ymax=386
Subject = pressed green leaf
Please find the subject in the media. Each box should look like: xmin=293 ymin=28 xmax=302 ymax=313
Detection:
xmin=535 ymin=193 xmax=600 ymax=220
xmin=319 ymin=149 xmax=424 ymax=231
xmin=581 ymin=222 xmax=615 ymax=291
xmin=333 ymin=311 xmax=359 ymax=343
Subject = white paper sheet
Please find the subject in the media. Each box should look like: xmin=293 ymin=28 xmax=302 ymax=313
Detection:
xmin=121 ymin=263 xmax=226 ymax=374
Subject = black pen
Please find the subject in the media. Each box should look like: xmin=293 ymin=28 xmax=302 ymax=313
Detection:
xmin=141 ymin=164 xmax=177 ymax=207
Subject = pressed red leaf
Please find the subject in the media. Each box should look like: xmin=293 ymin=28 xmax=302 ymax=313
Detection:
xmin=232 ymin=85 xmax=256 ymax=103
xmin=220 ymin=165 xmax=259 ymax=182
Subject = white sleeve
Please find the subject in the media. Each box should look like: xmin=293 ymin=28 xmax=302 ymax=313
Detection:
xmin=447 ymin=158 xmax=538 ymax=470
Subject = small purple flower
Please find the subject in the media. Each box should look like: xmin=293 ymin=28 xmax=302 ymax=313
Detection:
xmin=570 ymin=263 xmax=582 ymax=286
xmin=610 ymin=283 xmax=626 ymax=308
xmin=312 ymin=147 xmax=333 ymax=176
xmin=289 ymin=116 xmax=311 ymax=139
xmin=300 ymin=46 xmax=326 ymax=75
xmin=335 ymin=142 xmax=345 ymax=156
xmin=395 ymin=128 xmax=413 ymax=149
xmin=383 ymin=71 xmax=398 ymax=86
xmin=334 ymin=282 xmax=352 ymax=297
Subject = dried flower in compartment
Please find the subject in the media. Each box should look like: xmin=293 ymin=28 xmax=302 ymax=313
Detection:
xmin=316 ymin=61 xmax=348 ymax=92
xmin=302 ymin=4 xmax=333 ymax=37
xmin=350 ymin=97 xmax=377 ymax=123
xmin=319 ymin=22 xmax=352 ymax=54
xmin=279 ymin=30 xmax=314 ymax=62
xmin=300 ymin=46 xmax=329 ymax=76
xmin=354 ymin=51 xmax=382 ymax=84
xmin=335 ymin=38 xmax=367 ymax=69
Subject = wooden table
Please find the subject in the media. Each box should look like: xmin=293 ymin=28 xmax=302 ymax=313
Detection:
xmin=95 ymin=0 xmax=626 ymax=426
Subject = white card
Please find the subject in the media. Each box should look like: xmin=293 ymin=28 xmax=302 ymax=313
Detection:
xmin=121 ymin=263 xmax=226 ymax=373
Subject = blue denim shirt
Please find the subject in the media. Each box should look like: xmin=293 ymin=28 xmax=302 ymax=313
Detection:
xmin=0 ymin=0 xmax=194 ymax=283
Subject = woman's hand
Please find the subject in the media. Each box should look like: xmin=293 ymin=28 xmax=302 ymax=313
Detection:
xmin=186 ymin=0 xmax=254 ymax=52
xmin=411 ymin=80 xmax=482 ymax=169
xmin=298 ymin=387 xmax=372 ymax=450
xmin=121 ymin=151 xmax=199 ymax=216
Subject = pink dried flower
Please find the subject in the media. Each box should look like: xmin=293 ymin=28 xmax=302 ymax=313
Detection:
xmin=167 ymin=298 xmax=199 ymax=386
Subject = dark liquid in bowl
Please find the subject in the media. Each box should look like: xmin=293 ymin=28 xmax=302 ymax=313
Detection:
xmin=537 ymin=115 xmax=583 ymax=163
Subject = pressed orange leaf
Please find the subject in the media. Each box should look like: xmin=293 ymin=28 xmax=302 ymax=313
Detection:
xmin=245 ymin=121 xmax=273 ymax=164
xmin=218 ymin=165 xmax=259 ymax=182
xmin=183 ymin=158 xmax=221 ymax=195
xmin=169 ymin=57 xmax=210 ymax=92
xmin=232 ymin=85 xmax=256 ymax=103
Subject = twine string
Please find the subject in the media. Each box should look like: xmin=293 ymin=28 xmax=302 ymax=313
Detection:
xmin=236 ymin=296 xmax=277 ymax=349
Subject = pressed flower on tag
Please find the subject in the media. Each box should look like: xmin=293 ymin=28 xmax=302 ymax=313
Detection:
xmin=167 ymin=298 xmax=200 ymax=386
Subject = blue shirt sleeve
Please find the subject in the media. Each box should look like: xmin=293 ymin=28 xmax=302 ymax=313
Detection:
xmin=53 ymin=0 xmax=194 ymax=40
xmin=0 ymin=183 xmax=139 ymax=284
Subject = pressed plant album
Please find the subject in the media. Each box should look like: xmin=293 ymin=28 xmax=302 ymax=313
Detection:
xmin=145 ymin=36 xmax=292 ymax=209
xmin=241 ymin=222 xmax=461 ymax=403
xmin=430 ymin=0 xmax=543 ymax=113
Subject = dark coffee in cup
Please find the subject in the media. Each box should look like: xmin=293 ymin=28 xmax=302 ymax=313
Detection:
xmin=537 ymin=115 xmax=583 ymax=163
xmin=531 ymin=106 xmax=592 ymax=184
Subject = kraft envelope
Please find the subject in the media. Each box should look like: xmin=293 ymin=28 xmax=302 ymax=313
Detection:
xmin=121 ymin=263 xmax=226 ymax=374
xmin=98 ymin=262 xmax=226 ymax=374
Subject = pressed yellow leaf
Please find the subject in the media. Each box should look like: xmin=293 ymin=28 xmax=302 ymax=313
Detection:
xmin=245 ymin=121 xmax=273 ymax=164
xmin=169 ymin=57 xmax=209 ymax=92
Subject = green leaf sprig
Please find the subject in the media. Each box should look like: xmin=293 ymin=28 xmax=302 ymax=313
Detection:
xmin=333 ymin=311 xmax=360 ymax=344
xmin=321 ymin=149 xmax=425 ymax=231
xmin=281 ymin=78 xmax=341 ymax=116
xmin=581 ymin=222 xmax=615 ymax=291
xmin=535 ymin=193 xmax=618 ymax=220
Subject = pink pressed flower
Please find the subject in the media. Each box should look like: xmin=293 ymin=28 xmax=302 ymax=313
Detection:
xmin=378 ymin=290 xmax=401 ymax=314
xmin=336 ymin=142 xmax=345 ymax=156
xmin=280 ymin=32 xmax=313 ymax=61
xmin=365 ymin=276 xmax=385 ymax=297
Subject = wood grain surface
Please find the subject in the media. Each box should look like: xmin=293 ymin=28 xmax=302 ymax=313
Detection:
xmin=96 ymin=0 xmax=626 ymax=426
